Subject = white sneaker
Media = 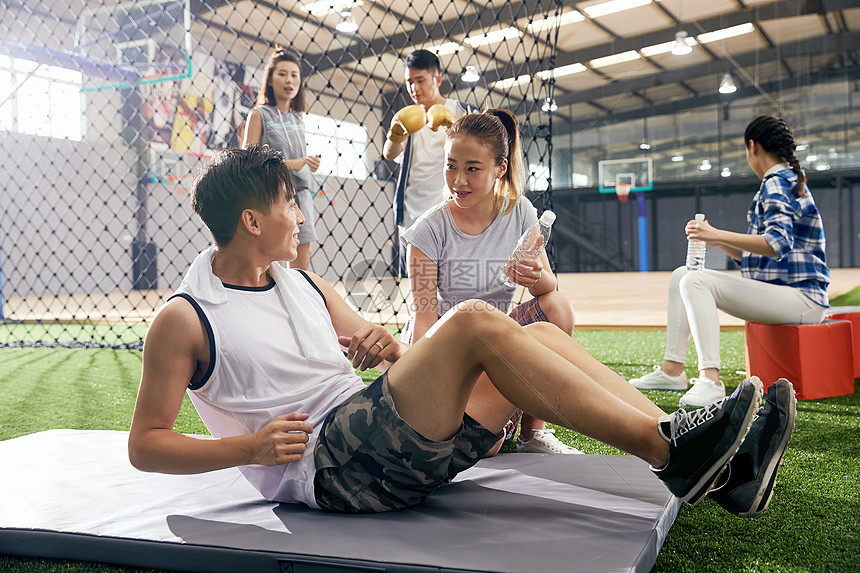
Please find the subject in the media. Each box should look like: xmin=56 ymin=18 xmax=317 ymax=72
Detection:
xmin=516 ymin=429 xmax=583 ymax=454
xmin=679 ymin=378 xmax=727 ymax=408
xmin=629 ymin=366 xmax=688 ymax=391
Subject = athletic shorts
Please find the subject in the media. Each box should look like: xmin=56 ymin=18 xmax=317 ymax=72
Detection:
xmin=508 ymin=297 xmax=548 ymax=327
xmin=295 ymin=188 xmax=317 ymax=244
xmin=313 ymin=373 xmax=502 ymax=513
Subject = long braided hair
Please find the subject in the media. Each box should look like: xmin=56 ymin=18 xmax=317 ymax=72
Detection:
xmin=744 ymin=116 xmax=806 ymax=197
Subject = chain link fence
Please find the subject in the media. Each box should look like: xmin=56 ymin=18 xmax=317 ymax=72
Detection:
xmin=0 ymin=0 xmax=562 ymax=347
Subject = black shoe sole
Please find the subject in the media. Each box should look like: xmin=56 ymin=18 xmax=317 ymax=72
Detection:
xmin=683 ymin=377 xmax=763 ymax=505
xmin=738 ymin=378 xmax=797 ymax=517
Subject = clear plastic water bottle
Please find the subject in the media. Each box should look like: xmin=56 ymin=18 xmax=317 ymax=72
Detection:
xmin=686 ymin=213 xmax=706 ymax=271
xmin=500 ymin=210 xmax=556 ymax=287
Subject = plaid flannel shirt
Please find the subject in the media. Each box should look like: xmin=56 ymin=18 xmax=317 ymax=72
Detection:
xmin=741 ymin=164 xmax=829 ymax=307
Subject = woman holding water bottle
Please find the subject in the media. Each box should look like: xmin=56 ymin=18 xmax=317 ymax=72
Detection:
xmin=243 ymin=47 xmax=320 ymax=270
xmin=630 ymin=116 xmax=830 ymax=408
xmin=401 ymin=108 xmax=579 ymax=455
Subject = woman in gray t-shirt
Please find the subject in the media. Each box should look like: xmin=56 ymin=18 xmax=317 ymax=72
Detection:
xmin=243 ymin=47 xmax=320 ymax=271
xmin=401 ymin=109 xmax=579 ymax=456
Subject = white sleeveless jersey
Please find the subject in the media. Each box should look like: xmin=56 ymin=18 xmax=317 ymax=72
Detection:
xmin=174 ymin=263 xmax=365 ymax=508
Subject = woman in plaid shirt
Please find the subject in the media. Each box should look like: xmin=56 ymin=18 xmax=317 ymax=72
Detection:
xmin=630 ymin=116 xmax=830 ymax=408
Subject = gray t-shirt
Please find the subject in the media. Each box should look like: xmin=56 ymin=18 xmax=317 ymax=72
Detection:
xmin=401 ymin=197 xmax=538 ymax=315
xmin=254 ymin=105 xmax=311 ymax=190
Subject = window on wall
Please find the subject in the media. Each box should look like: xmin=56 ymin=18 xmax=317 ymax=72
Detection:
xmin=0 ymin=56 xmax=84 ymax=141
xmin=304 ymin=114 xmax=368 ymax=179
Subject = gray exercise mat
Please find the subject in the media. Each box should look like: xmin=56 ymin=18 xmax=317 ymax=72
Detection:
xmin=0 ymin=430 xmax=681 ymax=572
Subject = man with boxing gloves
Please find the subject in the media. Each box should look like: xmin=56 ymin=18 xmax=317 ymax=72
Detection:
xmin=383 ymin=49 xmax=476 ymax=275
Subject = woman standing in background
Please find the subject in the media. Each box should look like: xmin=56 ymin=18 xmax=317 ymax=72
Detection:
xmin=243 ymin=47 xmax=320 ymax=270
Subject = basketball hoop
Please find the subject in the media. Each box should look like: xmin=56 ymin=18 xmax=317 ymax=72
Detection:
xmin=616 ymin=183 xmax=631 ymax=202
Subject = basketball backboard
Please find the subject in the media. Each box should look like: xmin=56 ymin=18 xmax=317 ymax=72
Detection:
xmin=75 ymin=0 xmax=192 ymax=91
xmin=598 ymin=158 xmax=653 ymax=193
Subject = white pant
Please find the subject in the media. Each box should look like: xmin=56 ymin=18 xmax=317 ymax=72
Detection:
xmin=664 ymin=267 xmax=827 ymax=371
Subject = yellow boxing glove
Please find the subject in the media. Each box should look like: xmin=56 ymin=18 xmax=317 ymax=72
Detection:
xmin=387 ymin=104 xmax=427 ymax=143
xmin=427 ymin=104 xmax=456 ymax=132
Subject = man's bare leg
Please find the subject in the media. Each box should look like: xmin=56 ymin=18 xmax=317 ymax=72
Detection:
xmin=386 ymin=301 xmax=670 ymax=467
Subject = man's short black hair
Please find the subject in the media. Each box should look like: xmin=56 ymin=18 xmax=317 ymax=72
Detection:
xmin=190 ymin=146 xmax=295 ymax=247
xmin=405 ymin=49 xmax=441 ymax=75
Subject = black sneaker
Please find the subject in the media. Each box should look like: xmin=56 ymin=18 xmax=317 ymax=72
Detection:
xmin=708 ymin=378 xmax=796 ymax=517
xmin=652 ymin=376 xmax=763 ymax=505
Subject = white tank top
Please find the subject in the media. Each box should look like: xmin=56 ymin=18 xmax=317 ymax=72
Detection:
xmin=174 ymin=263 xmax=365 ymax=508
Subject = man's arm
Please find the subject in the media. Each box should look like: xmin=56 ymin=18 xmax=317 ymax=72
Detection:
xmin=302 ymin=272 xmax=405 ymax=371
xmin=128 ymin=298 xmax=313 ymax=474
xmin=383 ymin=138 xmax=404 ymax=161
xmin=383 ymin=105 xmax=426 ymax=160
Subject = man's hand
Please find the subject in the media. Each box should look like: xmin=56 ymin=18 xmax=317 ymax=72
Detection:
xmin=387 ymin=105 xmax=427 ymax=143
xmin=427 ymin=104 xmax=456 ymax=132
xmin=338 ymin=324 xmax=401 ymax=371
xmin=249 ymin=413 xmax=313 ymax=466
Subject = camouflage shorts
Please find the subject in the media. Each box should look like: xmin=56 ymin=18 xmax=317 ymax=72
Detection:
xmin=313 ymin=373 xmax=501 ymax=513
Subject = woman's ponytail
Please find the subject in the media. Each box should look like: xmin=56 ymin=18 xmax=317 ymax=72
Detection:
xmin=448 ymin=108 xmax=525 ymax=215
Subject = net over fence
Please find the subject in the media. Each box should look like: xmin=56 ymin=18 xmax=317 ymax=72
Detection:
xmin=0 ymin=0 xmax=560 ymax=348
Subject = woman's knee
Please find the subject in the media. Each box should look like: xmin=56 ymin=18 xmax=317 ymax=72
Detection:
xmin=678 ymin=268 xmax=715 ymax=298
xmin=536 ymin=292 xmax=575 ymax=334
xmin=670 ymin=265 xmax=689 ymax=287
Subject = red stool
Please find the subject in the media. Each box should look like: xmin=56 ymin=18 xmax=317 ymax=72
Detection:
xmin=827 ymin=312 xmax=860 ymax=378
xmin=744 ymin=320 xmax=855 ymax=400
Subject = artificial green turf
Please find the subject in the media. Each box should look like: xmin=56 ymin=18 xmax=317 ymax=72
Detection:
xmin=0 ymin=331 xmax=858 ymax=572
xmin=831 ymin=285 xmax=860 ymax=307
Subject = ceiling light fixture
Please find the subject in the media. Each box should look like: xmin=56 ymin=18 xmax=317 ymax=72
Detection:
xmin=698 ymin=159 xmax=712 ymax=171
xmin=301 ymin=0 xmax=360 ymax=16
xmin=640 ymin=40 xmax=679 ymax=57
xmin=639 ymin=138 xmax=651 ymax=150
xmin=430 ymin=42 xmax=462 ymax=56
xmin=583 ymin=0 xmax=651 ymax=19
xmin=718 ymin=72 xmax=737 ymax=94
xmin=671 ymin=31 xmax=692 ymax=55
xmin=527 ymin=9 xmax=585 ymax=33
xmin=541 ymin=97 xmax=558 ymax=112
xmin=335 ymin=11 xmax=358 ymax=33
xmin=697 ymin=23 xmax=755 ymax=44
xmin=721 ymin=167 xmax=731 ymax=178
xmin=491 ymin=74 xmax=531 ymax=89
xmin=671 ymin=152 xmax=684 ymax=162
xmin=590 ymin=50 xmax=639 ymax=68
xmin=461 ymin=65 xmax=480 ymax=83
xmin=464 ymin=27 xmax=521 ymax=48
xmin=536 ymin=62 xmax=587 ymax=80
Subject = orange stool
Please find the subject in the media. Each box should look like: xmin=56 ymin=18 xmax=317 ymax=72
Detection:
xmin=827 ymin=312 xmax=860 ymax=378
xmin=744 ymin=320 xmax=855 ymax=400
